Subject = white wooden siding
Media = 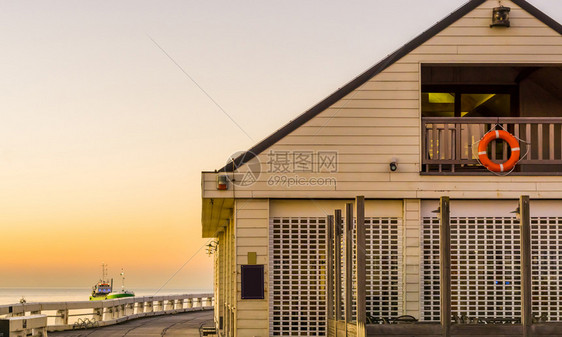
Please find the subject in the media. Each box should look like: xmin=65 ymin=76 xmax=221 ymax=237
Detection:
xmin=403 ymin=199 xmax=421 ymax=318
xmin=216 ymin=0 xmax=562 ymax=201
xmin=270 ymin=199 xmax=403 ymax=218
xmin=235 ymin=199 xmax=269 ymax=337
xmin=218 ymin=218 xmax=236 ymax=336
xmin=215 ymin=231 xmax=225 ymax=331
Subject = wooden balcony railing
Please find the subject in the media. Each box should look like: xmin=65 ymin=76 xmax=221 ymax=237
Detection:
xmin=422 ymin=117 xmax=562 ymax=174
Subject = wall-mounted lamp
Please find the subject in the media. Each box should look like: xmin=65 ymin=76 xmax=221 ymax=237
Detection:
xmin=217 ymin=174 xmax=229 ymax=190
xmin=431 ymin=206 xmax=441 ymax=219
xmin=510 ymin=205 xmax=521 ymax=220
xmin=206 ymin=241 xmax=218 ymax=255
xmin=490 ymin=5 xmax=511 ymax=27
xmin=390 ymin=157 xmax=398 ymax=172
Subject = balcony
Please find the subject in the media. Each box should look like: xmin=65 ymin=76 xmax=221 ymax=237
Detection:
xmin=421 ymin=117 xmax=562 ymax=175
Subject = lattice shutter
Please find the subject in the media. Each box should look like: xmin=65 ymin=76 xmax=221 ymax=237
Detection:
xmin=270 ymin=216 xmax=402 ymax=336
xmin=531 ymin=217 xmax=562 ymax=321
xmin=270 ymin=217 xmax=327 ymax=336
xmin=364 ymin=218 xmax=402 ymax=319
xmin=421 ymin=217 xmax=521 ymax=321
xmin=422 ymin=216 xmax=562 ymax=322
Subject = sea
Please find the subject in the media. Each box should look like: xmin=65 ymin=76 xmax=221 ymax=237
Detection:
xmin=0 ymin=287 xmax=213 ymax=305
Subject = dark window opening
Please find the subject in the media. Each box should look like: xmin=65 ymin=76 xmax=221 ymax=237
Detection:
xmin=241 ymin=265 xmax=264 ymax=299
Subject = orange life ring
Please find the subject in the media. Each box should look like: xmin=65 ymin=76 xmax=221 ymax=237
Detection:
xmin=478 ymin=130 xmax=520 ymax=172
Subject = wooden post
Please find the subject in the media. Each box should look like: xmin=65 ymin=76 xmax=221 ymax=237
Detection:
xmin=520 ymin=195 xmax=532 ymax=337
xmin=355 ymin=196 xmax=366 ymax=337
xmin=345 ymin=203 xmax=354 ymax=324
xmin=439 ymin=196 xmax=451 ymax=337
xmin=327 ymin=215 xmax=334 ymax=321
xmin=334 ymin=209 xmax=343 ymax=322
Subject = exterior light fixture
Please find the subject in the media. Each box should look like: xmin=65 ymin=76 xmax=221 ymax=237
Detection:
xmin=217 ymin=174 xmax=229 ymax=190
xmin=490 ymin=5 xmax=511 ymax=27
xmin=431 ymin=206 xmax=441 ymax=220
xmin=510 ymin=205 xmax=521 ymax=220
xmin=390 ymin=157 xmax=398 ymax=172
xmin=206 ymin=241 xmax=218 ymax=255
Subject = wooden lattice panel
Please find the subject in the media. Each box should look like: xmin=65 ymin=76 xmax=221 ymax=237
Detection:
xmin=421 ymin=217 xmax=521 ymax=321
xmin=531 ymin=217 xmax=562 ymax=321
xmin=270 ymin=216 xmax=401 ymax=336
xmin=270 ymin=217 xmax=327 ymax=336
xmin=422 ymin=216 xmax=562 ymax=322
xmin=364 ymin=218 xmax=402 ymax=319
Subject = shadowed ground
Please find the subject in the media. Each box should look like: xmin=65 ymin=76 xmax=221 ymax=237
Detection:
xmin=49 ymin=310 xmax=214 ymax=337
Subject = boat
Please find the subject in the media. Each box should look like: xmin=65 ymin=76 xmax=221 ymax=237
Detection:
xmin=106 ymin=268 xmax=135 ymax=299
xmin=89 ymin=264 xmax=135 ymax=300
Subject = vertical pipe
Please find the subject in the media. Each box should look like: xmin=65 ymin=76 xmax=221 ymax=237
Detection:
xmin=439 ymin=196 xmax=451 ymax=337
xmin=355 ymin=196 xmax=366 ymax=337
xmin=345 ymin=203 xmax=354 ymax=325
xmin=334 ymin=210 xmax=343 ymax=322
xmin=520 ymin=195 xmax=532 ymax=337
xmin=327 ymin=215 xmax=334 ymax=321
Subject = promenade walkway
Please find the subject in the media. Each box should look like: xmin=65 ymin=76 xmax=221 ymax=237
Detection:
xmin=50 ymin=310 xmax=213 ymax=337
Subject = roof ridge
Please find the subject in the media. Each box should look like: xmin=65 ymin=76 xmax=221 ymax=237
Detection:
xmin=512 ymin=0 xmax=562 ymax=35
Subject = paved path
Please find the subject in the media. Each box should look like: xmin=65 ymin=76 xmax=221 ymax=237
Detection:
xmin=49 ymin=310 xmax=214 ymax=337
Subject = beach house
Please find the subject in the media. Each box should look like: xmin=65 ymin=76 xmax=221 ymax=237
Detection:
xmin=201 ymin=0 xmax=562 ymax=336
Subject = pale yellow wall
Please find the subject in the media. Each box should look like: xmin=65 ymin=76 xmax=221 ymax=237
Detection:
xmin=221 ymin=218 xmax=235 ymax=336
xmin=214 ymin=231 xmax=224 ymax=331
xmin=234 ymin=199 xmax=269 ymax=337
xmin=203 ymin=0 xmax=562 ymax=201
xmin=270 ymin=199 xmax=403 ymax=218
xmin=403 ymin=199 xmax=421 ymax=318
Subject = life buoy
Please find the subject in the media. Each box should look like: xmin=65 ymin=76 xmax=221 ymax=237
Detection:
xmin=478 ymin=130 xmax=520 ymax=172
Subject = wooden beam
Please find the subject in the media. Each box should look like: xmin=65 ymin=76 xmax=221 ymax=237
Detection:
xmin=520 ymin=195 xmax=532 ymax=337
xmin=345 ymin=203 xmax=354 ymax=324
xmin=439 ymin=196 xmax=451 ymax=337
xmin=334 ymin=209 xmax=343 ymax=321
xmin=355 ymin=196 xmax=366 ymax=337
xmin=327 ymin=215 xmax=334 ymax=321
xmin=515 ymin=67 xmax=539 ymax=83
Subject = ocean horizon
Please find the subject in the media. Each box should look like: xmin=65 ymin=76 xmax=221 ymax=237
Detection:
xmin=0 ymin=287 xmax=213 ymax=305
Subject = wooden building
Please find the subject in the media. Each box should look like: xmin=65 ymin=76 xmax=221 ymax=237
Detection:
xmin=201 ymin=1 xmax=562 ymax=336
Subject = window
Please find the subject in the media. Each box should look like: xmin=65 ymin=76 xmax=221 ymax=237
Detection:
xmin=422 ymin=85 xmax=517 ymax=118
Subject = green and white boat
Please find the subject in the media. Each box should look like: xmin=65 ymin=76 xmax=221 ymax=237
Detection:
xmin=89 ymin=264 xmax=135 ymax=301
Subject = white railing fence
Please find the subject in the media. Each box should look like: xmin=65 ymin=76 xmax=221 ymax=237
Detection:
xmin=0 ymin=293 xmax=213 ymax=336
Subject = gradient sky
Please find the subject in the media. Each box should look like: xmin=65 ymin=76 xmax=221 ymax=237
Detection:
xmin=1 ymin=0 xmax=561 ymax=290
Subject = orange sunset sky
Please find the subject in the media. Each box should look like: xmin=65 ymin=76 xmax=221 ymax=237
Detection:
xmin=2 ymin=0 xmax=561 ymax=290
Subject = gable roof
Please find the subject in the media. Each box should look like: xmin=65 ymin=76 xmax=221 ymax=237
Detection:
xmin=219 ymin=0 xmax=562 ymax=172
